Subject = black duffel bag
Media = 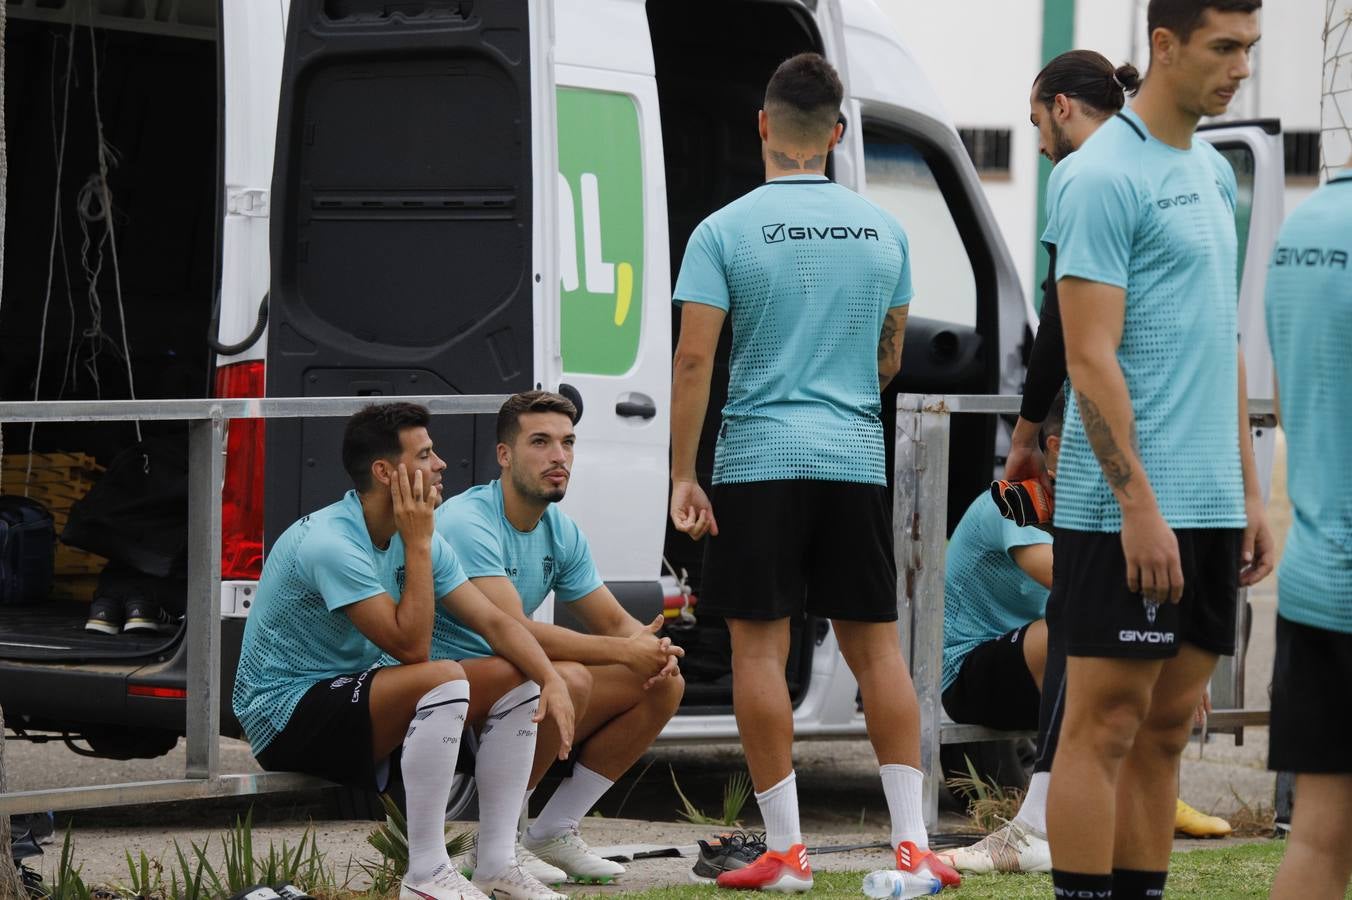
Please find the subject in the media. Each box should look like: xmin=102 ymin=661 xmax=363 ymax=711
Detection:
xmin=0 ymin=495 xmax=55 ymax=605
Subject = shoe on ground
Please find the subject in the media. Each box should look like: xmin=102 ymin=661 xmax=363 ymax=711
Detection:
xmin=896 ymin=840 xmax=962 ymax=888
xmin=522 ymin=827 xmax=625 ymax=883
xmin=474 ymin=862 xmax=568 ymax=900
xmin=461 ymin=836 xmax=567 ymax=885
xmin=85 ymin=596 xmax=124 ymax=634
xmin=936 ymin=820 xmax=1050 ymax=874
xmin=689 ymin=830 xmax=767 ymax=884
xmin=401 ymin=864 xmax=491 ymax=900
xmin=715 ymin=842 xmax=813 ymax=892
xmin=122 ymin=597 xmax=180 ymax=634
xmin=1175 ymin=799 xmax=1232 ymax=837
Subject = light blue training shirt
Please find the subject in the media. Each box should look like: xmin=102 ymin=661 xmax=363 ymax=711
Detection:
xmin=942 ymin=494 xmax=1054 ymax=691
xmin=1265 ymin=168 xmax=1352 ymax=634
xmin=1043 ymin=109 xmax=1246 ymax=533
xmin=233 ymin=491 xmax=467 ymax=753
xmin=673 ymin=175 xmax=912 ymax=486
xmin=428 ymin=480 xmax=604 ymax=660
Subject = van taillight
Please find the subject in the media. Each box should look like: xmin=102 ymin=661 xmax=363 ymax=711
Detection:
xmin=215 ymin=361 xmax=265 ymax=580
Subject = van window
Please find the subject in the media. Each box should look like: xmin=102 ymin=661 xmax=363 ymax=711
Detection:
xmin=862 ymin=134 xmax=977 ymax=328
xmin=557 ymin=88 xmax=645 ymax=376
xmin=1214 ymin=144 xmax=1255 ymax=283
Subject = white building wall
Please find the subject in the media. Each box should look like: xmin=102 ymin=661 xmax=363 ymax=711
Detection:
xmin=873 ymin=0 xmax=1325 ymax=302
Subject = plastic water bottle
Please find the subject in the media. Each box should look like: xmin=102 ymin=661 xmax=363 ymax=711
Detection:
xmin=861 ymin=868 xmax=943 ymax=898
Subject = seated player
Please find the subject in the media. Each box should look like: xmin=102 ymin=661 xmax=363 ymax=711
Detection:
xmin=233 ymin=402 xmax=576 ymax=900
xmin=433 ymin=391 xmax=685 ymax=885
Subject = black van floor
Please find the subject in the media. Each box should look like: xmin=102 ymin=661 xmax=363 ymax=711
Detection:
xmin=0 ymin=602 xmax=182 ymax=662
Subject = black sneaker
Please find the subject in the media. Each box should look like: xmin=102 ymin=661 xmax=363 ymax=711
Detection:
xmin=123 ymin=597 xmax=179 ymax=634
xmin=85 ymin=596 xmax=124 ymax=634
xmin=689 ymin=830 xmax=767 ymax=884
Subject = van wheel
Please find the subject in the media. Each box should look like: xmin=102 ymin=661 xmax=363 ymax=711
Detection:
xmin=329 ymin=731 xmax=479 ymax=822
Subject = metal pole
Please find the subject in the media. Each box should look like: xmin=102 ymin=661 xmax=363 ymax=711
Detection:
xmin=185 ymin=412 xmax=225 ymax=779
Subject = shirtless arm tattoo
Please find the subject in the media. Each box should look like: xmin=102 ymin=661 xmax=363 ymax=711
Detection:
xmin=1075 ymin=389 xmax=1135 ymax=497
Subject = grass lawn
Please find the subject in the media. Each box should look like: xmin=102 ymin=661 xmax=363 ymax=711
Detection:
xmin=602 ymin=841 xmax=1352 ymax=899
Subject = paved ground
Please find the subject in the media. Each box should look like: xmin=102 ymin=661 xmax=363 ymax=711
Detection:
xmin=4 ymin=438 xmax=1295 ymax=890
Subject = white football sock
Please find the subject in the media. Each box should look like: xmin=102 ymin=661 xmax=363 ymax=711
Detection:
xmin=517 ymin=787 xmax=535 ymax=839
xmin=880 ymin=763 xmax=928 ymax=850
xmin=755 ymin=771 xmax=803 ymax=852
xmin=1013 ymin=771 xmax=1050 ymax=835
xmin=401 ymin=679 xmax=470 ymax=883
xmin=526 ymin=763 xmax=614 ymax=842
xmin=473 ymin=680 xmax=540 ymax=879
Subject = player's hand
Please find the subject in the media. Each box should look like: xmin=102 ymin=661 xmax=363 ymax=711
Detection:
xmin=671 ymin=478 xmax=718 ymax=540
xmin=391 ymin=464 xmax=439 ymax=547
xmin=1006 ymin=417 xmax=1052 ymax=494
xmin=1194 ymin=688 xmax=1212 ymax=727
xmin=1240 ymin=494 xmax=1275 ymax=587
xmin=626 ymin=615 xmax=685 ymax=687
xmin=1121 ymin=505 xmax=1184 ymax=604
xmin=534 ymin=675 xmax=575 ymax=760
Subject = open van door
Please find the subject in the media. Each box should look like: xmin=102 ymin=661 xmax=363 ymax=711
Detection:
xmin=264 ymin=0 xmax=553 ymax=541
xmin=1197 ymin=118 xmax=1285 ymax=718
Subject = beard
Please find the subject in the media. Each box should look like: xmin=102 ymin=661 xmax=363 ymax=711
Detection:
xmin=511 ymin=466 xmax=567 ymax=504
xmin=1050 ymin=118 xmax=1076 ymax=163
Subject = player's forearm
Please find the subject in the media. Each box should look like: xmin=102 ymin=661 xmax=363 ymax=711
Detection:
xmin=391 ymin=544 xmax=434 ymax=661
xmin=670 ymin=354 xmax=713 ymax=482
xmin=526 ymin=620 xmax=636 ymax=666
xmin=482 ymin=615 xmax=568 ymax=689
xmin=1065 ymin=350 xmax=1156 ymax=514
xmin=1237 ymin=350 xmax=1261 ymax=501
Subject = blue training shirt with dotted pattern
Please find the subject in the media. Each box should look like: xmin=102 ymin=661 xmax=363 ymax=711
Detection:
xmin=673 ymin=175 xmax=912 ymax=486
xmin=232 ymin=491 xmax=467 ymax=754
xmin=425 ymin=480 xmax=604 ymax=661
xmin=942 ymin=494 xmax=1053 ymax=691
xmin=1042 ymin=109 xmax=1246 ymax=532
xmin=1265 ymin=168 xmax=1352 ymax=634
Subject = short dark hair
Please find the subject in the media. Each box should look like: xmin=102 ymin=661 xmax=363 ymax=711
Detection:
xmin=1041 ymin=388 xmax=1067 ymax=450
xmin=342 ymin=402 xmax=430 ymax=492
xmin=1147 ymin=0 xmax=1261 ymax=45
xmin=764 ymin=52 xmax=843 ymax=143
xmin=1034 ymin=50 xmax=1141 ymax=118
xmin=496 ymin=391 xmax=579 ymax=445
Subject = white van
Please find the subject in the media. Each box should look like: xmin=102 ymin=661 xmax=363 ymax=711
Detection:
xmin=0 ymin=0 xmax=1282 ymax=806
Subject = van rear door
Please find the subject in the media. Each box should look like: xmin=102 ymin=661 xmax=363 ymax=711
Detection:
xmin=264 ymin=0 xmax=547 ymax=537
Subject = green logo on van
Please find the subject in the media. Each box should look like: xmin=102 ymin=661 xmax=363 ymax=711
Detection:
xmin=557 ymin=88 xmax=644 ymax=376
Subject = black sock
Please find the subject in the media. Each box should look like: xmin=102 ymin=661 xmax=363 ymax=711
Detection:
xmin=1112 ymin=868 xmax=1167 ymax=899
xmin=1051 ymin=870 xmax=1114 ymax=898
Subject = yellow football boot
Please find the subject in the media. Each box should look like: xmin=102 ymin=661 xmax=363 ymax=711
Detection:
xmin=1175 ymin=799 xmax=1233 ymax=837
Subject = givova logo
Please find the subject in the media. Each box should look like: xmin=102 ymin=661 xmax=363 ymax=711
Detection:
xmin=762 ymin=223 xmax=881 ymax=243
xmin=1272 ymin=245 xmax=1349 ymax=269
xmin=1156 ymin=193 xmax=1202 ymax=210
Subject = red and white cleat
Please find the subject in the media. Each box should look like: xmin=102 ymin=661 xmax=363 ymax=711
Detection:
xmin=896 ymin=840 xmax=962 ymax=889
xmin=715 ymin=843 xmax=814 ymax=893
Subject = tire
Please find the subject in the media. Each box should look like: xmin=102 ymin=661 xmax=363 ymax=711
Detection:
xmin=940 ymin=738 xmax=1035 ymax=793
xmin=328 ymin=728 xmax=479 ymax=821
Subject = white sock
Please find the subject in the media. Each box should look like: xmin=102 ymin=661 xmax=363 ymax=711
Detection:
xmin=880 ymin=764 xmax=928 ymax=850
xmin=755 ymin=771 xmax=803 ymax=852
xmin=517 ymin=787 xmax=535 ymax=840
xmin=526 ymin=763 xmax=615 ymax=842
xmin=1013 ymin=771 xmax=1050 ymax=835
xmin=401 ymin=679 xmax=470 ymax=883
xmin=473 ymin=681 xmax=540 ymax=879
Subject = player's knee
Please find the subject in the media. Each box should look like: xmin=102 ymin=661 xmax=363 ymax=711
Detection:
xmin=427 ymin=658 xmax=466 ymax=687
xmin=555 ymin=660 xmax=593 ymax=705
xmin=650 ymin=671 xmax=685 ymax=714
xmin=1068 ymin=697 xmax=1148 ymax=762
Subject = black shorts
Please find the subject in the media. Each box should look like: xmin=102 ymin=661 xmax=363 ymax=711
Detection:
xmin=1051 ymin=528 xmax=1241 ymax=659
xmin=255 ymin=666 xmax=391 ymax=790
xmin=1269 ymin=614 xmax=1352 ymax=774
xmin=942 ymin=624 xmax=1041 ymax=730
xmin=701 ymin=479 xmax=897 ymax=622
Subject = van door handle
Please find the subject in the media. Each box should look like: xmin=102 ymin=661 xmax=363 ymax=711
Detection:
xmin=616 ymin=396 xmax=657 ymax=419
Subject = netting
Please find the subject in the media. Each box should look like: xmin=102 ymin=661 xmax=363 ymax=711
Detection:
xmin=1323 ymin=0 xmax=1352 ymax=178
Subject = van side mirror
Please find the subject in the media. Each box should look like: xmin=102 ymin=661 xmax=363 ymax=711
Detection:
xmin=558 ymin=383 xmax=584 ymax=425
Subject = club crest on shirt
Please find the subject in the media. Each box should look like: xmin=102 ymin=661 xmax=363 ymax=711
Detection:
xmin=542 ymin=554 xmax=555 ymax=581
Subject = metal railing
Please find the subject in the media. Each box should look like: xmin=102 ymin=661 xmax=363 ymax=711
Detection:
xmin=0 ymin=394 xmax=508 ymax=816
xmin=893 ymin=393 xmax=1276 ymax=827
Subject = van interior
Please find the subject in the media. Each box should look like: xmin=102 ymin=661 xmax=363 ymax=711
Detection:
xmin=0 ymin=4 xmax=217 ymax=670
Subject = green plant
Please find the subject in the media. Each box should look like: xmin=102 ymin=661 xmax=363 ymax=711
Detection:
xmin=114 ymin=850 xmax=165 ymax=900
xmin=47 ymin=829 xmax=92 ymax=900
xmin=167 ymin=840 xmax=214 ymax=900
xmin=945 ymin=755 xmax=1025 ymax=833
xmin=670 ymin=766 xmax=753 ymax=827
xmin=365 ymin=793 xmax=474 ymax=876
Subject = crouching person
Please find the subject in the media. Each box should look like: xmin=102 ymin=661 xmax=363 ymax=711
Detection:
xmin=233 ymin=403 xmax=575 ymax=900
xmin=434 ymin=391 xmax=685 ymax=885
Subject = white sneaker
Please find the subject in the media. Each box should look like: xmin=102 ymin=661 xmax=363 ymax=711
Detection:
xmin=937 ymin=820 xmax=1051 ymax=874
xmin=474 ymin=862 xmax=569 ymax=900
xmin=522 ymin=828 xmax=625 ymax=884
xmin=402 ymin=863 xmax=493 ymax=900
xmin=461 ymin=837 xmax=568 ymax=885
